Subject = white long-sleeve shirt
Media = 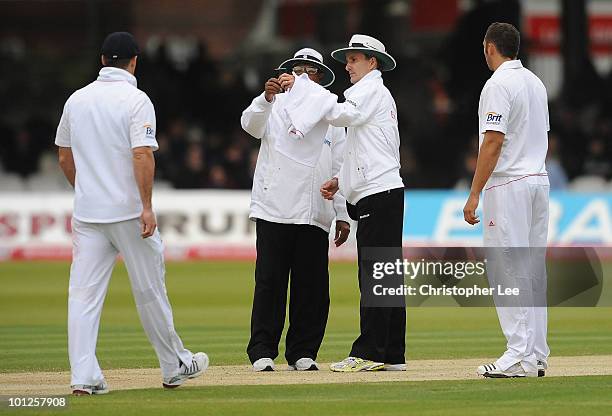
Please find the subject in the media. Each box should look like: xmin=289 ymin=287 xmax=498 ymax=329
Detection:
xmin=241 ymin=90 xmax=350 ymax=233
xmin=322 ymin=70 xmax=404 ymax=205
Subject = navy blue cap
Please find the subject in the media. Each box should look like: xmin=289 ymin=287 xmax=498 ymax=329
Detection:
xmin=101 ymin=32 xmax=140 ymax=59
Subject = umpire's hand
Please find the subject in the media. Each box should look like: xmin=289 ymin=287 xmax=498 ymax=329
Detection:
xmin=264 ymin=78 xmax=283 ymax=102
xmin=320 ymin=177 xmax=339 ymax=200
xmin=334 ymin=221 xmax=350 ymax=247
xmin=278 ymin=73 xmax=295 ymax=91
xmin=140 ymin=208 xmax=157 ymax=238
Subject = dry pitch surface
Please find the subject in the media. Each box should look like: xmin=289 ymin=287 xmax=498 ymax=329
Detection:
xmin=2 ymin=355 xmax=611 ymax=395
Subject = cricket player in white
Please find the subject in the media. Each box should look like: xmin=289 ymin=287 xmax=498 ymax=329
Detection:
xmin=56 ymin=32 xmax=207 ymax=394
xmin=463 ymin=23 xmax=549 ymax=378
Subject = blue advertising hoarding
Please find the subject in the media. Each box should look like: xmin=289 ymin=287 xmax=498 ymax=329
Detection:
xmin=403 ymin=191 xmax=612 ymax=245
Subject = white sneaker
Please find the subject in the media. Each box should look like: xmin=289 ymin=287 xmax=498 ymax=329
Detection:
xmin=477 ymin=362 xmax=537 ymax=378
xmin=537 ymin=360 xmax=547 ymax=377
xmin=253 ymin=357 xmax=275 ymax=372
xmin=163 ymin=352 xmax=209 ymax=388
xmin=288 ymin=358 xmax=319 ymax=371
xmin=383 ymin=363 xmax=407 ymax=371
xmin=71 ymin=380 xmax=109 ymax=395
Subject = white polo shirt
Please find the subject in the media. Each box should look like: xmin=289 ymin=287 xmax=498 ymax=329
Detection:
xmin=478 ymin=60 xmax=549 ymax=176
xmin=55 ymin=67 xmax=158 ymax=223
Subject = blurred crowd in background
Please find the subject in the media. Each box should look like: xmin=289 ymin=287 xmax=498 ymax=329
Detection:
xmin=1 ymin=0 xmax=611 ymax=192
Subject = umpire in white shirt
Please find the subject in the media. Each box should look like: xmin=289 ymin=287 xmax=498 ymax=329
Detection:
xmin=56 ymin=32 xmax=207 ymax=394
xmin=318 ymin=35 xmax=406 ymax=372
xmin=241 ymin=48 xmax=351 ymax=371
xmin=463 ymin=23 xmax=550 ymax=378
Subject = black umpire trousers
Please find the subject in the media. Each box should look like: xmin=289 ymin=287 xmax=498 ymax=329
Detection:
xmin=347 ymin=188 xmax=406 ymax=364
xmin=247 ymin=219 xmax=330 ymax=365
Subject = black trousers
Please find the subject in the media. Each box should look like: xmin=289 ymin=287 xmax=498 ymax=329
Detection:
xmin=247 ymin=219 xmax=330 ymax=365
xmin=347 ymin=188 xmax=406 ymax=364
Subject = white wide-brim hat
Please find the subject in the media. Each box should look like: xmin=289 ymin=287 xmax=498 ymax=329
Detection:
xmin=331 ymin=34 xmax=396 ymax=71
xmin=276 ymin=47 xmax=335 ymax=88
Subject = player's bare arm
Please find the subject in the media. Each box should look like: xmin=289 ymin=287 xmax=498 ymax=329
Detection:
xmin=463 ymin=131 xmax=504 ymax=225
xmin=320 ymin=177 xmax=339 ymax=200
xmin=133 ymin=146 xmax=156 ymax=238
xmin=58 ymin=147 xmax=76 ymax=188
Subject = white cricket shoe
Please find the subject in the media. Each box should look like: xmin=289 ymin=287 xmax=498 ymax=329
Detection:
xmin=163 ymin=352 xmax=209 ymax=389
xmin=330 ymin=357 xmax=384 ymax=372
xmin=537 ymin=360 xmax=547 ymax=377
xmin=288 ymin=358 xmax=319 ymax=371
xmin=253 ymin=357 xmax=275 ymax=372
xmin=71 ymin=380 xmax=109 ymax=395
xmin=383 ymin=363 xmax=407 ymax=371
xmin=477 ymin=362 xmax=537 ymax=378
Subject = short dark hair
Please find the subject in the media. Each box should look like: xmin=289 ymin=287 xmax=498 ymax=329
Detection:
xmin=485 ymin=22 xmax=520 ymax=59
xmin=103 ymin=57 xmax=132 ymax=69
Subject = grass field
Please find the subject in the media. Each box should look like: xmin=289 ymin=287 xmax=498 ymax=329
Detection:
xmin=0 ymin=261 xmax=611 ymax=415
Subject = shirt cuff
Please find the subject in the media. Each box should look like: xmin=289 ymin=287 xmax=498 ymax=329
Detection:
xmin=131 ymin=140 xmax=159 ymax=151
xmin=335 ymin=212 xmax=351 ymax=224
xmin=256 ymin=92 xmax=275 ymax=107
xmin=55 ymin=138 xmax=71 ymax=147
xmin=481 ymin=126 xmax=507 ymax=135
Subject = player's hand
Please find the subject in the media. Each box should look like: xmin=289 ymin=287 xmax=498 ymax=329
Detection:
xmin=279 ymin=73 xmax=295 ymax=91
xmin=264 ymin=78 xmax=283 ymax=102
xmin=140 ymin=208 xmax=157 ymax=238
xmin=320 ymin=177 xmax=339 ymax=200
xmin=334 ymin=221 xmax=350 ymax=247
xmin=463 ymin=192 xmax=480 ymax=225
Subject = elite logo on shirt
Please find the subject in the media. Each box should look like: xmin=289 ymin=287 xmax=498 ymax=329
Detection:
xmin=144 ymin=124 xmax=155 ymax=138
xmin=485 ymin=112 xmax=503 ymax=124
xmin=324 ymin=138 xmax=331 ymax=147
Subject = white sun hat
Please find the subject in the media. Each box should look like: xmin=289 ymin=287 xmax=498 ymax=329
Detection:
xmin=331 ymin=34 xmax=396 ymax=71
xmin=276 ymin=48 xmax=336 ymax=88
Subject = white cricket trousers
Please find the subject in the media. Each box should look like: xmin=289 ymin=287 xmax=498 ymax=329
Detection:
xmin=68 ymin=218 xmax=193 ymax=386
xmin=483 ymin=174 xmax=550 ymax=373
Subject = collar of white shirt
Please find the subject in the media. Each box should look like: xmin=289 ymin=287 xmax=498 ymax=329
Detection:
xmin=97 ymin=67 xmax=137 ymax=87
xmin=344 ymin=69 xmax=381 ymax=99
xmin=496 ymin=59 xmax=523 ymax=72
